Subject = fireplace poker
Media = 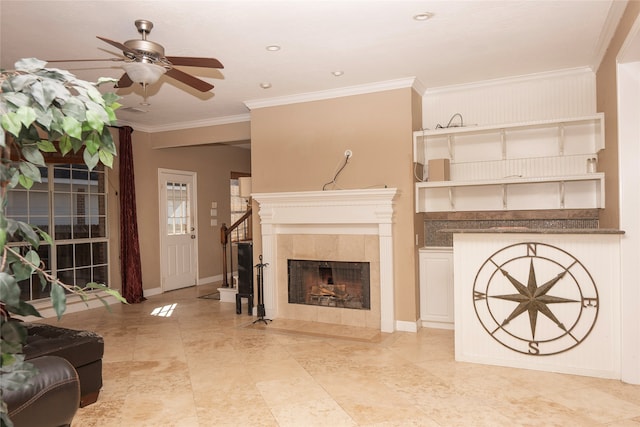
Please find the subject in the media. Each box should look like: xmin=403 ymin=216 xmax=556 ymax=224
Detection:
xmin=253 ymin=254 xmax=272 ymax=325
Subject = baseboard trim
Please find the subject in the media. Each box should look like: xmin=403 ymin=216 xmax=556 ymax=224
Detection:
xmin=143 ymin=287 xmax=162 ymax=298
xmin=421 ymin=320 xmax=455 ymax=330
xmin=395 ymin=320 xmax=419 ymax=333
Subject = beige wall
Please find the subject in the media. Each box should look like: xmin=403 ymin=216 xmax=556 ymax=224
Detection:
xmin=596 ymin=1 xmax=640 ymax=229
xmin=131 ymin=130 xmax=251 ymax=291
xmin=107 ymin=129 xmax=122 ymax=294
xmin=149 ymin=121 xmax=251 ymax=149
xmin=411 ymin=88 xmax=424 ymax=320
xmin=250 ymin=87 xmax=421 ymax=323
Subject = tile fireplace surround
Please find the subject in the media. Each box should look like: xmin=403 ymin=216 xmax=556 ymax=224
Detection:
xmin=252 ymin=188 xmax=398 ymax=332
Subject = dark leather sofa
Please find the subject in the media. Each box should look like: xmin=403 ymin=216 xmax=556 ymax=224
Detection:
xmin=4 ymin=355 xmax=80 ymax=427
xmin=21 ymin=322 xmax=104 ymax=407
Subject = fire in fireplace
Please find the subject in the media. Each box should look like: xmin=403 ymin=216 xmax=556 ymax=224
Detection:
xmin=288 ymin=259 xmax=370 ymax=309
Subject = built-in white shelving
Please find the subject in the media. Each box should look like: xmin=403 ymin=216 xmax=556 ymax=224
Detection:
xmin=414 ymin=114 xmax=605 ymax=212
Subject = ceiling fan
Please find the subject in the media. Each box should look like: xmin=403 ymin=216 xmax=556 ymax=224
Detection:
xmin=51 ymin=19 xmax=223 ymax=93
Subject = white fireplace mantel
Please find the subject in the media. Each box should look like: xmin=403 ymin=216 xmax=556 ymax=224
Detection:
xmin=253 ymin=188 xmax=399 ymax=332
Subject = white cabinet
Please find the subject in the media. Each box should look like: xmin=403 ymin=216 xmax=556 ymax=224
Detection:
xmin=419 ymin=247 xmax=454 ymax=329
xmin=414 ymin=114 xmax=605 ymax=212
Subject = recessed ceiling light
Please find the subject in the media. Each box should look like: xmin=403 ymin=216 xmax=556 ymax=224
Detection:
xmin=332 ymin=71 xmax=344 ymax=77
xmin=266 ymin=45 xmax=281 ymax=51
xmin=260 ymin=82 xmax=272 ymax=89
xmin=413 ymin=12 xmax=434 ymax=21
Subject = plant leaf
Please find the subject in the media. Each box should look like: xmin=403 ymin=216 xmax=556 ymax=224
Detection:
xmin=35 ymin=227 xmax=53 ymax=245
xmin=1 ymin=92 xmax=31 ymax=108
xmin=18 ymin=161 xmax=42 ymax=183
xmin=21 ymin=145 xmax=46 ymax=167
xmin=18 ymin=174 xmax=34 ymax=190
xmin=0 ymin=320 xmax=28 ymax=354
xmin=24 ymin=249 xmax=41 ymax=269
xmin=83 ymin=148 xmax=99 ymax=171
xmin=41 ymin=77 xmax=70 ymax=107
xmin=86 ymin=282 xmax=128 ymax=304
xmin=84 ymin=131 xmax=100 ymax=155
xmin=6 ymin=300 xmax=42 ymax=318
xmin=50 ymin=283 xmax=67 ymax=320
xmin=61 ymin=116 xmax=81 ymax=139
xmin=99 ymin=130 xmax=117 ymax=155
xmin=16 ymin=105 xmax=37 ymax=129
xmin=98 ymin=149 xmax=113 ymax=168
xmin=61 ymin=97 xmax=86 ymax=122
xmin=17 ymin=221 xmax=40 ymax=247
xmin=85 ymin=109 xmax=105 ymax=133
xmin=1 ymin=111 xmax=22 ymax=137
xmin=36 ymin=139 xmax=57 ymax=153
xmin=10 ymin=259 xmax=33 ymax=282
xmin=15 ymin=57 xmax=47 ymax=72
xmin=0 ymin=272 xmax=20 ymax=307
xmin=59 ymin=134 xmax=72 ymax=156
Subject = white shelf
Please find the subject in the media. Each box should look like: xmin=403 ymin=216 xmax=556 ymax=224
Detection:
xmin=419 ymin=114 xmax=604 ymax=138
xmin=416 ymin=173 xmax=604 ymax=188
xmin=413 ymin=114 xmax=605 ymax=213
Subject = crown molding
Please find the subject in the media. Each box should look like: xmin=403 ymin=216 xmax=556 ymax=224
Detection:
xmin=412 ymin=78 xmax=427 ymax=96
xmin=244 ymin=77 xmax=419 ymax=110
xmin=117 ymin=113 xmax=251 ymax=133
xmin=594 ymin=0 xmax=628 ymax=71
xmin=424 ymin=67 xmax=594 ymax=96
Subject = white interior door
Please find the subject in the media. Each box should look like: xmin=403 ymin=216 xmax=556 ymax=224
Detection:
xmin=158 ymin=169 xmax=198 ymax=292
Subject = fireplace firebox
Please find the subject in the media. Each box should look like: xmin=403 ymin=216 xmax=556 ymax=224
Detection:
xmin=288 ymin=259 xmax=370 ymax=309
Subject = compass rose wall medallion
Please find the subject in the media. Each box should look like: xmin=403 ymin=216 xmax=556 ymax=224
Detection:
xmin=453 ymin=233 xmax=621 ymax=379
xmin=473 ymin=242 xmax=598 ymax=356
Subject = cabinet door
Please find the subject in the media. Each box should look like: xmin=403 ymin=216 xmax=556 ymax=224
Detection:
xmin=419 ymin=249 xmax=454 ymax=329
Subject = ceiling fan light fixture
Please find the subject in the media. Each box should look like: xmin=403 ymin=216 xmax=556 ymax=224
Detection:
xmin=122 ymin=61 xmax=167 ymax=85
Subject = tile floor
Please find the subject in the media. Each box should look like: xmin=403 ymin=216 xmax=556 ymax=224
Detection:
xmin=40 ymin=284 xmax=640 ymax=426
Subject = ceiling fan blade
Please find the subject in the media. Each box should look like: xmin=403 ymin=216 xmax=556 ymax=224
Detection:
xmin=165 ymin=68 xmax=214 ymax=92
xmin=116 ymin=73 xmax=134 ymax=88
xmin=96 ymin=36 xmax=139 ymax=56
xmin=165 ymin=56 xmax=224 ymax=69
xmin=46 ymin=58 xmax=124 ymax=63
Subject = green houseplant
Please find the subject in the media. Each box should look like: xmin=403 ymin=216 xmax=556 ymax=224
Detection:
xmin=0 ymin=58 xmax=126 ymax=426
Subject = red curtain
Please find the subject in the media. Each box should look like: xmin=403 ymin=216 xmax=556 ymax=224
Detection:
xmin=119 ymin=126 xmax=145 ymax=303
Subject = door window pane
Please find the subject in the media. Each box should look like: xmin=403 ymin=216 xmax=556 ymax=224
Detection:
xmin=166 ymin=182 xmax=189 ymax=235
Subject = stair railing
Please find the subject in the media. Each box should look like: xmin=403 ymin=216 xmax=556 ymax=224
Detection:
xmin=220 ymin=207 xmax=252 ymax=288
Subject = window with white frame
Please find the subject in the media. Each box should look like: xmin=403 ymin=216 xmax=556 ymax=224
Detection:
xmin=7 ymin=163 xmax=109 ymax=301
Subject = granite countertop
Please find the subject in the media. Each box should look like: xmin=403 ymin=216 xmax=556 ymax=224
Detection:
xmin=439 ymin=228 xmax=625 ymax=234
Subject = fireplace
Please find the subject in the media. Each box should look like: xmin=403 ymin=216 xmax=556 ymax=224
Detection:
xmin=288 ymin=259 xmax=370 ymax=309
xmin=253 ymin=188 xmax=398 ymax=332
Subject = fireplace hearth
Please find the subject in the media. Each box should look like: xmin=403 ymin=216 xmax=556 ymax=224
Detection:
xmin=288 ymin=259 xmax=370 ymax=310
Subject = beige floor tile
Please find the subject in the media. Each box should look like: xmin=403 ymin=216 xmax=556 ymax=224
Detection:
xmin=54 ymin=284 xmax=640 ymax=427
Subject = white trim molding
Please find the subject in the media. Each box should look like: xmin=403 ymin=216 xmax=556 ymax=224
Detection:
xmin=245 ymin=78 xmax=419 ymax=110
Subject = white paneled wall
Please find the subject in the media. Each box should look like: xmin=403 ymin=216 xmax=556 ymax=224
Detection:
xmin=422 ymin=67 xmax=597 ymax=129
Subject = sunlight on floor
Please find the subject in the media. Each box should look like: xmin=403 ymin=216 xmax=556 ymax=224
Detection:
xmin=150 ymin=303 xmax=177 ymax=317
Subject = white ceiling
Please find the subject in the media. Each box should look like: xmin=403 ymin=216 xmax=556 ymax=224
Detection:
xmin=0 ymin=1 xmax=625 ymax=133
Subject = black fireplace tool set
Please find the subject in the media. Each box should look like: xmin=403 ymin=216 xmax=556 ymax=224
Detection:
xmin=253 ymin=254 xmax=271 ymax=325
